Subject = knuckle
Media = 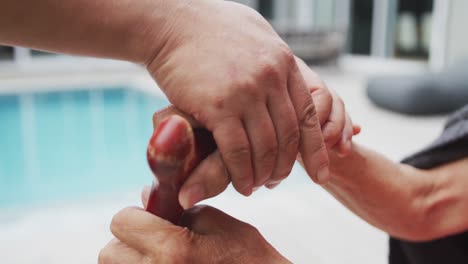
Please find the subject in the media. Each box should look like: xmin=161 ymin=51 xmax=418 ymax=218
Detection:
xmin=260 ymin=61 xmax=281 ymax=79
xmin=312 ymin=143 xmax=329 ymax=163
xmin=228 ymin=79 xmax=263 ymax=103
xmin=300 ymin=102 xmax=319 ymax=129
xmin=212 ymin=95 xmax=227 ymax=111
xmin=274 ymin=163 xmax=295 ymax=181
xmin=258 ymin=145 xmax=277 ymax=165
xmin=110 ymin=207 xmax=132 ymax=235
xmin=98 ymin=247 xmax=114 ymax=264
xmin=223 ymin=146 xmax=250 ymax=164
xmin=272 ymin=166 xmax=293 ymax=182
xmin=280 ymin=127 xmax=300 ymax=153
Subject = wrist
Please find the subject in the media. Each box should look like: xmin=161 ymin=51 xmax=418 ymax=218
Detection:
xmin=327 ymin=144 xmax=361 ymax=184
xmin=130 ymin=0 xmax=192 ymax=65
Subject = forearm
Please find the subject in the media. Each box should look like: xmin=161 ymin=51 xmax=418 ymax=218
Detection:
xmin=303 ymin=144 xmax=468 ymax=241
xmin=0 ymin=0 xmax=187 ymax=64
xmin=317 ymin=144 xmax=432 ymax=240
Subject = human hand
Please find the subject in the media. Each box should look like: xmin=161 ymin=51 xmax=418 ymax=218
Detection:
xmin=152 ymin=66 xmax=359 ymax=208
xmin=295 ymin=57 xmax=361 ymax=158
xmin=99 ymin=187 xmax=289 ymax=264
xmin=146 ymin=0 xmax=328 ymax=198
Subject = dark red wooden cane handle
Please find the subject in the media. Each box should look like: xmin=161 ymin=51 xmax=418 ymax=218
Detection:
xmin=146 ymin=115 xmax=216 ymax=224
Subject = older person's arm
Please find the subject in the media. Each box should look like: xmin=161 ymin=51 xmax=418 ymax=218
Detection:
xmin=298 ymin=144 xmax=468 ymax=241
xmin=0 ymin=0 xmax=172 ymax=63
xmin=1 ymin=0 xmax=330 ymax=196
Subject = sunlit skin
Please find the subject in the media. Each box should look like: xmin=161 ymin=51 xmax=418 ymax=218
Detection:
xmin=146 ymin=115 xmax=216 ymax=224
xmin=1 ymin=0 xmax=333 ymax=198
xmin=102 ymin=65 xmax=468 ymax=263
xmin=99 ymin=63 xmax=359 ymax=263
xmin=126 ymin=109 xmax=468 ymax=263
xmin=145 ymin=106 xmax=357 ymax=224
xmin=99 ymin=113 xmax=355 ymax=264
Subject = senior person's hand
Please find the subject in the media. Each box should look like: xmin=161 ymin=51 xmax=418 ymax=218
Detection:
xmin=147 ymin=1 xmax=329 ymax=197
xmin=0 ymin=0 xmax=329 ymax=199
xmin=153 ymin=58 xmax=359 ymax=208
xmin=99 ymin=188 xmax=289 ymax=264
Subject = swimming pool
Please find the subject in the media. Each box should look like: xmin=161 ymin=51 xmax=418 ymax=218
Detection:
xmin=0 ymin=87 xmax=169 ymax=208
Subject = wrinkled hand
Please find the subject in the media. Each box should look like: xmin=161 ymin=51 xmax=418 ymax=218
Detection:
xmin=147 ymin=1 xmax=328 ymax=199
xmin=153 ymin=58 xmax=359 ymax=208
xmin=295 ymin=58 xmax=360 ymax=158
xmin=99 ymin=187 xmax=289 ymax=264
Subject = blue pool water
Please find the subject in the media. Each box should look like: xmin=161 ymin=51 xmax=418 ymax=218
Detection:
xmin=0 ymin=87 xmax=169 ymax=208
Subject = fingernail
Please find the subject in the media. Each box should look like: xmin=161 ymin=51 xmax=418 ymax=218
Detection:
xmin=266 ymin=183 xmax=280 ymax=190
xmin=253 ymin=186 xmax=260 ymax=192
xmin=316 ymin=167 xmax=330 ymax=183
xmin=265 ymin=180 xmax=281 ymax=189
xmin=242 ymin=183 xmax=253 ymax=197
xmin=180 ymin=184 xmax=205 ymax=209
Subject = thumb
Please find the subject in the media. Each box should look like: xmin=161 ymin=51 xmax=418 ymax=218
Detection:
xmin=110 ymin=207 xmax=183 ymax=255
xmin=179 ymin=150 xmax=230 ymax=209
xmin=179 ymin=205 xmax=252 ymax=235
xmin=152 ymin=105 xmax=202 ymax=130
xmin=288 ymin=64 xmax=330 ymax=184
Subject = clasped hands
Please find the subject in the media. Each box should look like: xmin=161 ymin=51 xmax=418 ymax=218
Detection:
xmin=99 ymin=58 xmax=359 ymax=264
xmin=100 ymin=3 xmax=360 ymax=262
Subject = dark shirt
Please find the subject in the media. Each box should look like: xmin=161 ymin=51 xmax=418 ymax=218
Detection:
xmin=389 ymin=105 xmax=468 ymax=264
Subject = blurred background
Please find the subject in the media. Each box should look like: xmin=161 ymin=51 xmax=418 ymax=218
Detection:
xmin=1 ymin=0 xmax=467 ymax=263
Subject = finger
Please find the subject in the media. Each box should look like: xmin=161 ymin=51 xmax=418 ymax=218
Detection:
xmin=179 ymin=151 xmax=230 ymax=209
xmin=152 ymin=105 xmax=202 ymax=130
xmin=244 ymin=104 xmax=277 ymax=186
xmin=213 ymin=118 xmax=254 ymax=196
xmin=295 ymin=57 xmax=332 ymax=124
xmin=265 ymin=181 xmax=281 ymax=190
xmin=98 ymin=239 xmax=145 ymax=264
xmin=180 ymin=205 xmax=252 ymax=236
xmin=321 ymin=91 xmax=346 ymax=149
xmin=110 ymin=206 xmax=184 ymax=254
xmin=288 ymin=63 xmax=329 ymax=184
xmin=141 ymin=185 xmax=151 ymax=208
xmin=336 ymin=113 xmax=354 ymax=157
xmin=265 ymin=89 xmax=298 ymax=186
xmin=353 ymin=125 xmax=362 ymax=135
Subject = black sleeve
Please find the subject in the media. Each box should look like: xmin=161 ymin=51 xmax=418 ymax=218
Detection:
xmin=389 ymin=105 xmax=468 ymax=264
xmin=402 ymin=104 xmax=468 ymax=169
